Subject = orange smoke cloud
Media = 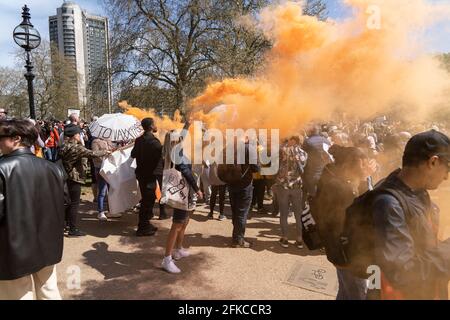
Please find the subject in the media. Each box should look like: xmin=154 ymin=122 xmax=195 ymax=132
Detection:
xmin=119 ymin=101 xmax=185 ymax=140
xmin=190 ymin=0 xmax=450 ymax=137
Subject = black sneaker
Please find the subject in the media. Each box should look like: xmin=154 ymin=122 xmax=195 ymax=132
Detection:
xmin=208 ymin=213 xmax=214 ymax=219
xmin=136 ymin=228 xmax=157 ymax=237
xmin=158 ymin=214 xmax=169 ymax=220
xmin=218 ymin=215 xmax=226 ymax=221
xmin=67 ymin=229 xmax=86 ymax=237
xmin=231 ymin=240 xmax=252 ymax=248
xmin=279 ymin=238 xmax=289 ymax=248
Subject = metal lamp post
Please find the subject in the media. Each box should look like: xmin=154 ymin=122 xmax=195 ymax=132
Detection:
xmin=13 ymin=5 xmax=41 ymax=120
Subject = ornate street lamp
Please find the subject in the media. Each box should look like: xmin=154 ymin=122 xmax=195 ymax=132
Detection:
xmin=13 ymin=5 xmax=41 ymax=120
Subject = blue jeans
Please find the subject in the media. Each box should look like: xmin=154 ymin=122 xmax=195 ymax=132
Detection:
xmin=44 ymin=147 xmax=58 ymax=162
xmin=336 ymin=268 xmax=368 ymax=300
xmin=95 ymin=168 xmax=108 ymax=212
xmin=228 ymin=184 xmax=253 ymax=243
xmin=274 ymin=186 xmax=303 ymax=240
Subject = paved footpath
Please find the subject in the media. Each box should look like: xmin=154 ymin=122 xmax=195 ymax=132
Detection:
xmin=58 ymin=191 xmax=333 ymax=300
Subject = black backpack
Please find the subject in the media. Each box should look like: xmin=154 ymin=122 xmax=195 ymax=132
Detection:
xmin=217 ymin=145 xmax=251 ymax=185
xmin=339 ymin=187 xmax=409 ymax=278
xmin=217 ymin=163 xmax=250 ymax=185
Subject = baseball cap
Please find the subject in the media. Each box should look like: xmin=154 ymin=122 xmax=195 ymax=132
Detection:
xmin=403 ymin=130 xmax=450 ymax=165
xmin=64 ymin=124 xmax=82 ymax=137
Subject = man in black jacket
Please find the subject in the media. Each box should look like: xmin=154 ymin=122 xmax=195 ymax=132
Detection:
xmin=371 ymin=130 xmax=450 ymax=299
xmin=131 ymin=118 xmax=162 ymax=236
xmin=0 ymin=119 xmax=65 ymax=300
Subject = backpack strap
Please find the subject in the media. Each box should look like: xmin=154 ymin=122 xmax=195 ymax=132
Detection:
xmin=240 ymin=165 xmax=250 ymax=179
xmin=374 ymin=187 xmax=411 ymax=220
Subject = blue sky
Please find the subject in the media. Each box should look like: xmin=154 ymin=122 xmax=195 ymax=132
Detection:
xmin=0 ymin=0 xmax=449 ymax=68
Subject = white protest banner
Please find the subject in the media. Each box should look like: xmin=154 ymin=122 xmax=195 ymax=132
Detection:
xmin=100 ymin=144 xmax=141 ymax=214
xmin=67 ymin=109 xmax=80 ymax=117
xmin=89 ymin=113 xmax=143 ymax=142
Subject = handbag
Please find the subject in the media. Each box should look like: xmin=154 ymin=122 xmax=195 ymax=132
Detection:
xmin=301 ymin=196 xmax=323 ymax=250
xmin=160 ymin=136 xmax=189 ymax=211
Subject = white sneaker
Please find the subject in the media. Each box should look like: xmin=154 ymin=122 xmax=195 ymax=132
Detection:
xmin=106 ymin=212 xmax=122 ymax=219
xmin=172 ymin=248 xmax=190 ymax=260
xmin=162 ymin=256 xmax=181 ymax=273
xmin=97 ymin=212 xmax=108 ymax=221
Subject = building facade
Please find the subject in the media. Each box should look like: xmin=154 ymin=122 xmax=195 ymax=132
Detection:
xmin=49 ymin=1 xmax=112 ymax=117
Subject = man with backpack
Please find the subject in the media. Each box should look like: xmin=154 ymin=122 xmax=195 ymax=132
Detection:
xmin=218 ymin=137 xmax=259 ymax=248
xmin=314 ymin=145 xmax=372 ymax=300
xmin=342 ymin=130 xmax=450 ymax=300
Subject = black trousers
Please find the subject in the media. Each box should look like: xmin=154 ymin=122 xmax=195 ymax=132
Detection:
xmin=65 ymin=180 xmax=82 ymax=231
xmin=252 ymin=179 xmax=265 ymax=209
xmin=210 ymin=185 xmax=227 ymax=215
xmin=138 ymin=177 xmax=157 ymax=230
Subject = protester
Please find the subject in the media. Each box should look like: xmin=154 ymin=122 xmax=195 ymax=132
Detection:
xmin=0 ymin=119 xmax=65 ymax=300
xmin=251 ymin=171 xmax=266 ymax=214
xmin=91 ymin=136 xmax=121 ymax=221
xmin=161 ymin=128 xmax=203 ymax=274
xmin=43 ymin=121 xmax=60 ymax=162
xmin=27 ymin=119 xmax=46 ymax=158
xmin=369 ymin=130 xmax=450 ymax=299
xmin=274 ymin=136 xmax=308 ymax=249
xmin=60 ymin=124 xmax=110 ymax=237
xmin=208 ymin=161 xmax=227 ymax=221
xmin=314 ymin=145 xmax=371 ymax=300
xmin=59 ymin=113 xmax=84 ymax=147
xmin=130 ymin=118 xmax=163 ymax=236
xmin=220 ymin=137 xmax=260 ymax=248
xmin=303 ymin=126 xmax=333 ymax=197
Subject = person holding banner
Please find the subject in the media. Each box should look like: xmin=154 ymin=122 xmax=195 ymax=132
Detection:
xmin=60 ymin=124 xmax=110 ymax=237
xmin=91 ymin=136 xmax=120 ymax=221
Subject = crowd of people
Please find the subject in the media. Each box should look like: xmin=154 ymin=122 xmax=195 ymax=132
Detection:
xmin=0 ymin=107 xmax=449 ymax=301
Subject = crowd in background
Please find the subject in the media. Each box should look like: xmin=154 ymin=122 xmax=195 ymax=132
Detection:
xmin=0 ymin=106 xmax=449 ymax=301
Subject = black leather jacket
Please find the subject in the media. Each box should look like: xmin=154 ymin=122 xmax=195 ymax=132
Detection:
xmin=372 ymin=170 xmax=450 ymax=299
xmin=0 ymin=148 xmax=66 ymax=280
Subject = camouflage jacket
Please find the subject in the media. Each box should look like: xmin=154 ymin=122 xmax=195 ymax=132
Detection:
xmin=60 ymin=141 xmax=107 ymax=184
